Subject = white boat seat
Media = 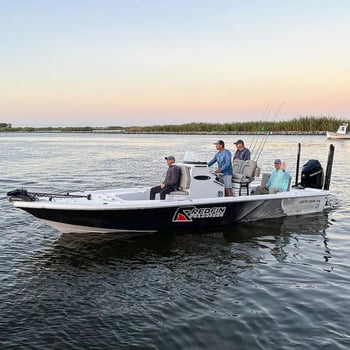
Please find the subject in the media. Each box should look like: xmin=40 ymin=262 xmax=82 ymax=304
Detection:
xmin=232 ymin=160 xmax=257 ymax=195
xmin=169 ymin=165 xmax=191 ymax=195
xmin=232 ymin=159 xmax=245 ymax=180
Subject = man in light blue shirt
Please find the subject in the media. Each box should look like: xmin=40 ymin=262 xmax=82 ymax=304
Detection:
xmin=255 ymin=159 xmax=291 ymax=194
xmin=208 ymin=140 xmax=233 ymax=196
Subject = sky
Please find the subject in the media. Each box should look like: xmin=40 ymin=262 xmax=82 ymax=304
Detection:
xmin=1 ymin=0 xmax=350 ymax=127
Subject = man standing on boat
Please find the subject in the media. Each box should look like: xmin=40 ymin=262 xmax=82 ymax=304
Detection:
xmin=208 ymin=140 xmax=233 ymax=197
xmin=150 ymin=156 xmax=181 ymax=200
xmin=233 ymin=139 xmax=251 ymax=161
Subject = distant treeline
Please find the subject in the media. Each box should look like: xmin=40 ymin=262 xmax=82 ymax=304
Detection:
xmin=0 ymin=117 xmax=348 ymax=134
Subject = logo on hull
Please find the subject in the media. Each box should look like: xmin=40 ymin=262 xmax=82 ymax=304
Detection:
xmin=172 ymin=206 xmax=226 ymax=222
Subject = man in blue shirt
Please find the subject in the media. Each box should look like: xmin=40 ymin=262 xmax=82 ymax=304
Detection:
xmin=208 ymin=140 xmax=233 ymax=196
xmin=255 ymin=159 xmax=291 ymax=194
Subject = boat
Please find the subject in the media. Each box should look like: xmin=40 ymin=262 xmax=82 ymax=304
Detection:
xmin=326 ymin=123 xmax=350 ymax=139
xmin=7 ymin=144 xmax=335 ymax=234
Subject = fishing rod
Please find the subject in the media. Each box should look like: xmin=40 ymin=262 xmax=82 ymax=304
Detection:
xmin=249 ymin=102 xmax=273 ymax=156
xmin=254 ymin=102 xmax=285 ymax=162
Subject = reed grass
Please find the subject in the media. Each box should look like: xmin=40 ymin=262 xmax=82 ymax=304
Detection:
xmin=1 ymin=116 xmax=348 ymax=133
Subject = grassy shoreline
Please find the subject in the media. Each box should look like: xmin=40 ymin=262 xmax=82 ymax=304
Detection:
xmin=1 ymin=116 xmax=348 ymax=134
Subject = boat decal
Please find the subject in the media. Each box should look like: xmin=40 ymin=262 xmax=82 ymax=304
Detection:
xmin=299 ymin=199 xmax=321 ymax=204
xmin=172 ymin=206 xmax=226 ymax=222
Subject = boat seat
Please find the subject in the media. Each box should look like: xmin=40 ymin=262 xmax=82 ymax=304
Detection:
xmin=232 ymin=159 xmax=245 ymax=180
xmin=169 ymin=165 xmax=191 ymax=195
xmin=232 ymin=160 xmax=257 ymax=196
xmin=261 ymin=173 xmax=270 ymax=187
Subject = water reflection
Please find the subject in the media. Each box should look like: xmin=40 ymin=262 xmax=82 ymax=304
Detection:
xmin=2 ymin=134 xmax=349 ymax=350
xmin=248 ymin=213 xmax=331 ymax=265
xmin=33 ymin=212 xmax=331 ymax=270
xmin=222 ymin=212 xmax=330 ymax=241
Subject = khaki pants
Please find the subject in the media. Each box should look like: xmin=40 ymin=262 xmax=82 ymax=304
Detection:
xmin=255 ymin=186 xmax=281 ymax=195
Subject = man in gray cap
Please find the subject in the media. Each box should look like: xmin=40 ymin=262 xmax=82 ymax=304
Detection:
xmin=150 ymin=156 xmax=181 ymax=200
xmin=233 ymin=139 xmax=251 ymax=161
xmin=255 ymin=159 xmax=291 ymax=194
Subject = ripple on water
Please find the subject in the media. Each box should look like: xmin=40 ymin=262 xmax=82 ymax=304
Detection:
xmin=1 ymin=134 xmax=350 ymax=349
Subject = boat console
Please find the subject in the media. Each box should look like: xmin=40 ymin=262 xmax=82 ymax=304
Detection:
xmin=167 ymin=152 xmax=225 ymax=200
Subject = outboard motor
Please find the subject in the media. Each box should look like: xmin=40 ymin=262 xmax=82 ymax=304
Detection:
xmin=300 ymin=159 xmax=324 ymax=189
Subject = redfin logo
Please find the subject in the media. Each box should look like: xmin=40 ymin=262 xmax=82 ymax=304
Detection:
xmin=172 ymin=206 xmax=226 ymax=222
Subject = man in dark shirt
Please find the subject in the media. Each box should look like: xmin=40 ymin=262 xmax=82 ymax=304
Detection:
xmin=150 ymin=156 xmax=181 ymax=200
xmin=233 ymin=139 xmax=251 ymax=161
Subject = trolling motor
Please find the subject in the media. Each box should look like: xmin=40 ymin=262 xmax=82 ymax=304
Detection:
xmin=7 ymin=189 xmax=92 ymax=202
xmin=7 ymin=189 xmax=37 ymax=202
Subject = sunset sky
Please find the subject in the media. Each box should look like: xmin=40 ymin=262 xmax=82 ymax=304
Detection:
xmin=1 ymin=0 xmax=349 ymax=127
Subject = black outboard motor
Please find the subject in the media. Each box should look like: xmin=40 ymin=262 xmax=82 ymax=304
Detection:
xmin=300 ymin=159 xmax=324 ymax=189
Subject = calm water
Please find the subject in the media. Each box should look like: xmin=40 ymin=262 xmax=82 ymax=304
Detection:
xmin=1 ymin=133 xmax=350 ymax=349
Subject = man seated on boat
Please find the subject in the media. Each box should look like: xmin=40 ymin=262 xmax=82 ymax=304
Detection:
xmin=254 ymin=159 xmax=291 ymax=195
xmin=150 ymin=156 xmax=181 ymax=200
xmin=207 ymin=140 xmax=233 ymax=197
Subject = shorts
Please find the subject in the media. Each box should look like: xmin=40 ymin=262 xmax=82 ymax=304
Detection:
xmin=220 ymin=175 xmax=232 ymax=189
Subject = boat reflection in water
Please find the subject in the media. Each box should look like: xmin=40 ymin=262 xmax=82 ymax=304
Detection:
xmin=39 ymin=212 xmax=331 ymax=268
xmin=220 ymin=212 xmax=331 ymax=264
xmin=219 ymin=212 xmax=330 ymax=242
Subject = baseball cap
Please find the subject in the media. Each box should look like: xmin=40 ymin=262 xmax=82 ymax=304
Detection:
xmin=274 ymin=159 xmax=281 ymax=164
xmin=214 ymin=140 xmax=225 ymax=147
xmin=234 ymin=139 xmax=244 ymax=145
xmin=165 ymin=156 xmax=175 ymax=161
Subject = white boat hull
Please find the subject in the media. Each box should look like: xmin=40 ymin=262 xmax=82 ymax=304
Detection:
xmin=326 ymin=131 xmax=350 ymax=139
